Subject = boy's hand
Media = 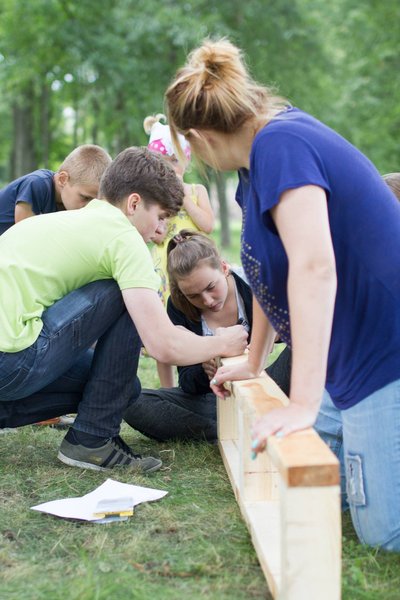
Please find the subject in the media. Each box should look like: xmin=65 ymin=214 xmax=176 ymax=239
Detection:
xmin=215 ymin=325 xmax=248 ymax=359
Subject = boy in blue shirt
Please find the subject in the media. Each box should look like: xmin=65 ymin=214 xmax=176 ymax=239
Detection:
xmin=0 ymin=144 xmax=112 ymax=235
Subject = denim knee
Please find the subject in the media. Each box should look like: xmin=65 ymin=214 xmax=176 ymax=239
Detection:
xmin=345 ymin=452 xmax=400 ymax=551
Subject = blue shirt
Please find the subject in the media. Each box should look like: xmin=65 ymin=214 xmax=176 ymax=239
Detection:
xmin=0 ymin=169 xmax=56 ymax=235
xmin=237 ymin=107 xmax=400 ymax=409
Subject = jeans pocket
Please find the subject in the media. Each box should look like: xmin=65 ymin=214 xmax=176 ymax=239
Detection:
xmin=0 ymin=365 xmax=30 ymax=400
xmin=42 ymin=301 xmax=95 ymax=351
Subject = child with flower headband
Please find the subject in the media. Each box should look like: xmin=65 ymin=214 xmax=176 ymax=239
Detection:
xmin=144 ymin=113 xmax=215 ymax=387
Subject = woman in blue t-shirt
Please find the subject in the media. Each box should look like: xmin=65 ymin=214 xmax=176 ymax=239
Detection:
xmin=165 ymin=38 xmax=400 ymax=551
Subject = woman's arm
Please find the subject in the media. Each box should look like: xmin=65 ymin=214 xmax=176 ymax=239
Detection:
xmin=273 ymin=185 xmax=336 ymax=413
xmin=210 ymin=296 xmax=276 ymax=396
xmin=183 ymin=183 xmax=215 ymax=233
xmin=251 ymin=185 xmax=337 ymax=448
xmin=212 ymin=185 xmax=337 ymax=449
xmin=122 ymin=287 xmax=248 ymax=365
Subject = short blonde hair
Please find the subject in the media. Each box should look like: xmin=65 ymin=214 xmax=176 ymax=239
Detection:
xmin=165 ymin=38 xmax=288 ymax=160
xmin=383 ymin=172 xmax=400 ymax=201
xmin=58 ymin=144 xmax=112 ymax=186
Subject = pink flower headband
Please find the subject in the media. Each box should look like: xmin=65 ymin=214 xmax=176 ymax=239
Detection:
xmin=148 ymin=121 xmax=191 ymax=161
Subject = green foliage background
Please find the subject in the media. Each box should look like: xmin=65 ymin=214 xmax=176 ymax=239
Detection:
xmin=0 ymin=0 xmax=398 ymax=182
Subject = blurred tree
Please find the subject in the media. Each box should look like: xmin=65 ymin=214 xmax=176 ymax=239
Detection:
xmin=320 ymin=0 xmax=399 ymax=172
xmin=0 ymin=0 xmax=85 ymax=176
xmin=0 ymin=0 xmax=397 ymax=213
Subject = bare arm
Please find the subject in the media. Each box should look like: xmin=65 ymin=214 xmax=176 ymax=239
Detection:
xmin=211 ymin=296 xmax=276 ymax=397
xmin=211 ymin=185 xmax=336 ymax=449
xmin=156 ymin=361 xmax=176 ymax=388
xmin=122 ymin=288 xmax=248 ymax=365
xmin=14 ymin=202 xmax=35 ymax=223
xmin=183 ymin=183 xmax=215 ymax=233
xmin=251 ymin=185 xmax=337 ymax=447
xmin=273 ymin=185 xmax=336 ymax=413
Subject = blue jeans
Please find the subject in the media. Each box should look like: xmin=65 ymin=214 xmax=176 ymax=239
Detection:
xmin=0 ymin=280 xmax=142 ymax=437
xmin=314 ymin=380 xmax=400 ymax=551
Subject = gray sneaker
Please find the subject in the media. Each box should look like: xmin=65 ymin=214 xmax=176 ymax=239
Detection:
xmin=58 ymin=435 xmax=162 ymax=473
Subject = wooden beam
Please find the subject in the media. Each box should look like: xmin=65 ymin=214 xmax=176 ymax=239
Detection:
xmin=217 ymin=356 xmax=341 ymax=600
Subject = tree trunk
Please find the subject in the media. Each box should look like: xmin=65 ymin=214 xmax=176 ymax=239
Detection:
xmin=39 ymin=83 xmax=51 ymax=167
xmin=215 ymin=170 xmax=231 ymax=248
xmin=73 ymin=95 xmax=79 ymax=148
xmin=113 ymin=94 xmax=130 ymax=153
xmin=11 ymin=88 xmax=37 ymax=178
xmin=91 ymin=96 xmax=100 ymax=145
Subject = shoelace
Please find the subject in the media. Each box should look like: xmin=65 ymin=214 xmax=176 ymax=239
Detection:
xmin=111 ymin=435 xmax=142 ymax=459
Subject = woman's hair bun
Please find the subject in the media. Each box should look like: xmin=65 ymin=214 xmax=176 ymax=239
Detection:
xmin=189 ymin=38 xmax=246 ymax=88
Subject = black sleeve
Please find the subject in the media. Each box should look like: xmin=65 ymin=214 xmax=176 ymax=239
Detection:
xmin=166 ymin=297 xmax=190 ymax=329
xmin=166 ymin=298 xmax=211 ymax=395
xmin=178 ymin=363 xmax=212 ymax=395
xmin=265 ymin=345 xmax=292 ymax=397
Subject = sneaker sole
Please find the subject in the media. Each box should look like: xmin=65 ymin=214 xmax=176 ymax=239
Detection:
xmin=57 ymin=451 xmax=162 ymax=473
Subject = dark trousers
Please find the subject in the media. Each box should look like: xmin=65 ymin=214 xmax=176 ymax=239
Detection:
xmin=124 ymin=346 xmax=292 ymax=442
xmin=0 ymin=280 xmax=141 ymax=437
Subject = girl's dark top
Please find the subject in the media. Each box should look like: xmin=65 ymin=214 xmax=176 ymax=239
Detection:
xmin=166 ymin=270 xmax=253 ymax=394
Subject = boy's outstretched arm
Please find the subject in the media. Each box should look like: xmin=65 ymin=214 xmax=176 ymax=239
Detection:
xmin=122 ymin=288 xmax=248 ymax=365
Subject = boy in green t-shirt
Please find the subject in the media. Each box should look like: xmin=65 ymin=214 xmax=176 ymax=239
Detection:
xmin=0 ymin=147 xmax=248 ymax=472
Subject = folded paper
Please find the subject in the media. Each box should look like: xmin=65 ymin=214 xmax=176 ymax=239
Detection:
xmin=31 ymin=478 xmax=167 ymax=522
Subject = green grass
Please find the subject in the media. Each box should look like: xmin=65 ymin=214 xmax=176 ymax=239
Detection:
xmin=0 ymin=415 xmax=268 ymax=600
xmin=1 ymin=227 xmax=399 ymax=599
xmin=211 ymin=220 xmax=242 ymax=265
xmin=1 ymin=356 xmax=399 ymax=600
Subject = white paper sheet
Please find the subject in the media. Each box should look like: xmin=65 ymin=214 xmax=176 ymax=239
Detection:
xmin=31 ymin=478 xmax=168 ymax=522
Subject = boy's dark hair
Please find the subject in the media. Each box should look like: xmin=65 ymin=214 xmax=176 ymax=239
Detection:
xmin=99 ymin=146 xmax=183 ymax=216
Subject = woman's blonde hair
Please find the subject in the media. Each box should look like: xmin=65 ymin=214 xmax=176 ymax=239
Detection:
xmin=167 ymin=229 xmax=222 ymax=321
xmin=383 ymin=172 xmax=400 ymax=201
xmin=165 ymin=38 xmax=288 ymax=161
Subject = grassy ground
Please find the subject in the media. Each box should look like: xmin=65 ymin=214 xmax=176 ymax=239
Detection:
xmin=1 ymin=225 xmax=399 ymax=599
xmin=1 ymin=362 xmax=399 ymax=599
xmin=0 ymin=421 xmax=269 ymax=600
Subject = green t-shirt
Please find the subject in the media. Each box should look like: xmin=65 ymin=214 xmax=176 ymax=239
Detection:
xmin=0 ymin=199 xmax=159 ymax=352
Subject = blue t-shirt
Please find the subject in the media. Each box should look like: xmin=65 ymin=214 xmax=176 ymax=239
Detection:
xmin=0 ymin=169 xmax=56 ymax=235
xmin=237 ymin=107 xmax=400 ymax=409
